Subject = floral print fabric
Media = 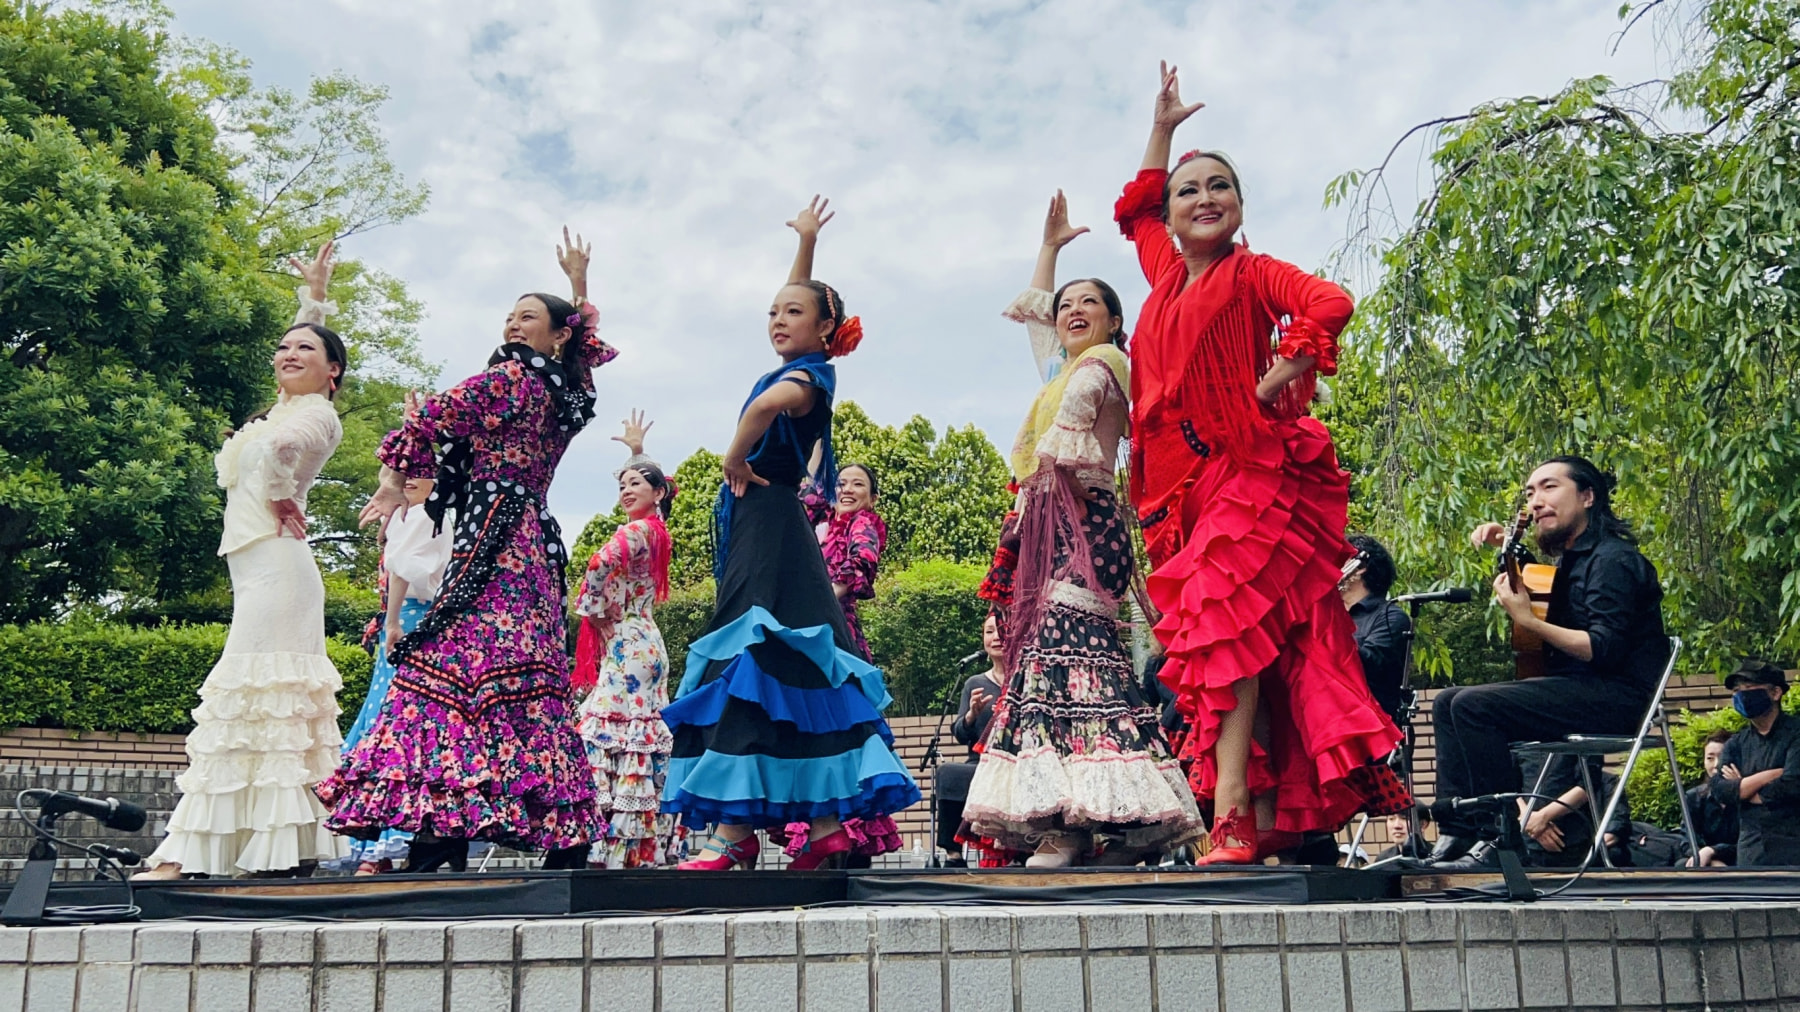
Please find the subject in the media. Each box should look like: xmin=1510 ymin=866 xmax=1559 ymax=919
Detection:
xmin=574 ymin=518 xmax=687 ymax=867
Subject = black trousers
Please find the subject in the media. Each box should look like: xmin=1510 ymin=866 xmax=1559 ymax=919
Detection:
xmin=1432 ymin=676 xmax=1646 ymax=838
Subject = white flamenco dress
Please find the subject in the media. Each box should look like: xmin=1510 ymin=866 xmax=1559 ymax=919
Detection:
xmin=145 ymin=297 xmax=351 ymax=875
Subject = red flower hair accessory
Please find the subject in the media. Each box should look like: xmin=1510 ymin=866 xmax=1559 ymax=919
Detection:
xmin=664 ymin=478 xmax=679 ymax=501
xmin=826 ymin=315 xmax=865 ymax=357
xmin=1177 ymin=149 xmax=1203 ymax=163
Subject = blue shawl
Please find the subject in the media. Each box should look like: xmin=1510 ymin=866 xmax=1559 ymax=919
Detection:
xmin=711 ymin=353 xmax=838 ymax=580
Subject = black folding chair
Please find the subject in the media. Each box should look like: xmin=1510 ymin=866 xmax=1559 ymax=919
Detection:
xmin=1509 ymin=636 xmax=1698 ymax=869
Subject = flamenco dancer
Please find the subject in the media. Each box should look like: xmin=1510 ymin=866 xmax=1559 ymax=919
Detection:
xmin=1118 ymin=64 xmax=1404 ymax=864
xmin=320 ymin=229 xmax=614 ymax=871
xmin=338 ymin=460 xmax=452 ymax=874
xmin=807 ymin=462 xmax=887 ymax=661
xmin=964 ymin=191 xmax=1199 ymax=867
xmin=137 ymin=247 xmax=350 ymax=879
xmin=570 ymin=410 xmax=687 ymax=868
xmin=660 ymin=197 xmax=920 ymax=871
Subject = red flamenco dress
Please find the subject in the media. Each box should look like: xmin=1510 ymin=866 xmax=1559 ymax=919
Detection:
xmin=1115 ymin=168 xmax=1407 ymax=838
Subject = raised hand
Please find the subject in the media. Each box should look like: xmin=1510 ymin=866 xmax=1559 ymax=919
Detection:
xmin=1042 ymin=190 xmax=1090 ymax=250
xmin=403 ymin=389 xmax=425 ymax=419
xmin=557 ymin=226 xmax=591 ymax=301
xmin=787 ymin=195 xmax=835 ymax=240
xmin=612 ymin=408 xmax=653 ymax=455
xmin=1154 ymin=61 xmax=1205 ymax=131
xmin=288 ymin=241 xmax=336 ymax=301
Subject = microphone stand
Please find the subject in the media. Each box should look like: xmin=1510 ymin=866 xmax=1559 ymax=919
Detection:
xmin=922 ymin=655 xmax=982 ymax=869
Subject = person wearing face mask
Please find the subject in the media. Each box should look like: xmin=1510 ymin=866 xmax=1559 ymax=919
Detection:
xmin=136 ymin=247 xmax=351 ymax=880
xmin=964 ymin=190 xmax=1200 ymax=869
xmin=336 ymin=466 xmax=454 ymax=875
xmin=569 ymin=411 xmax=686 ymax=869
xmin=1429 ymin=455 xmax=1668 ymax=869
xmin=660 ymin=198 xmax=919 ymax=872
xmin=320 ymin=228 xmax=616 ymax=873
xmin=806 ymin=462 xmax=887 ymax=661
xmin=1115 ymin=64 xmax=1405 ymax=866
xmin=1705 ymin=660 xmax=1800 ymax=867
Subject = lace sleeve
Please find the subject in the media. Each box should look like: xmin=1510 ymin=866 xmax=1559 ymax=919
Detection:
xmin=1001 ymin=288 xmax=1062 ymax=383
xmin=263 ymin=401 xmax=343 ymax=501
xmin=1033 ymin=357 xmax=1114 ymax=472
xmin=293 ymin=286 xmax=338 ymax=327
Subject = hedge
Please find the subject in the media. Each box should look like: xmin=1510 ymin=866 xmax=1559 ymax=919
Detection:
xmin=0 ymin=622 xmax=374 ymax=736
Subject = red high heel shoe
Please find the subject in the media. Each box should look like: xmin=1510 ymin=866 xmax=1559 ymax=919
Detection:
xmin=1197 ymin=807 xmax=1258 ymax=866
xmin=678 ymin=834 xmax=760 ymax=871
xmin=786 ymin=829 xmax=851 ymax=871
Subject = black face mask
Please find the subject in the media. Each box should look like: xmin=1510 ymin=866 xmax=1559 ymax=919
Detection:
xmin=1734 ymin=688 xmax=1778 ymax=720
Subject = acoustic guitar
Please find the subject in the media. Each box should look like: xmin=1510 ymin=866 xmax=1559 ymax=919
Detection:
xmin=1497 ymin=502 xmax=1555 ymax=679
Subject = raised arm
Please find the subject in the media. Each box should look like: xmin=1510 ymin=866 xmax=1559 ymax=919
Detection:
xmin=288 ymin=242 xmax=337 ymax=326
xmin=786 ymin=195 xmax=834 ymax=284
xmin=1141 ymin=62 xmax=1203 ymax=172
xmin=1116 ymin=63 xmax=1204 ymax=284
xmin=611 ymin=408 xmax=654 ymax=470
xmin=1004 ymin=191 xmax=1090 ymax=381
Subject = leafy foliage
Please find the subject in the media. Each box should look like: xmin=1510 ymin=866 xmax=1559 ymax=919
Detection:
xmin=1326 ymin=0 xmax=1800 ymax=674
xmin=0 ymin=2 xmax=432 ymax=617
xmin=1624 ymin=688 xmax=1800 ymax=829
xmin=0 ymin=619 xmax=374 ymax=735
xmin=861 ymin=559 xmax=990 ymax=717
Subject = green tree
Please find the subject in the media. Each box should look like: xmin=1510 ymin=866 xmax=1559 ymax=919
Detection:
xmin=0 ymin=2 xmax=431 ymax=618
xmin=1325 ymin=0 xmax=1800 ymax=673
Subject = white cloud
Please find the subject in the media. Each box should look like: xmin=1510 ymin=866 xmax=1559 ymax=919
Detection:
xmin=170 ymin=0 xmax=1663 ymax=534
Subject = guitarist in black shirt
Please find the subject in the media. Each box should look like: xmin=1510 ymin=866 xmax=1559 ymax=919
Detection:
xmin=1428 ymin=456 xmax=1668 ymax=868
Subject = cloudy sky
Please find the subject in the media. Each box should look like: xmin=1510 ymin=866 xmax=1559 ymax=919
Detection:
xmin=170 ymin=0 xmax=1663 ymax=535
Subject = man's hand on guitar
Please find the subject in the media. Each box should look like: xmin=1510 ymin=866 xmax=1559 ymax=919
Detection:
xmin=1492 ymin=571 xmax=1536 ymax=623
xmin=1470 ymin=522 xmax=1506 ymax=549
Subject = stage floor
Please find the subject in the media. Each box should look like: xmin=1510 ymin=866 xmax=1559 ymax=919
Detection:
xmin=6 ymin=863 xmax=1799 ymax=923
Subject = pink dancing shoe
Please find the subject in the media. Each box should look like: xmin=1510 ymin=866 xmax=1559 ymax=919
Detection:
xmin=678 ymin=834 xmax=760 ymax=871
xmin=785 ymin=829 xmax=851 ymax=871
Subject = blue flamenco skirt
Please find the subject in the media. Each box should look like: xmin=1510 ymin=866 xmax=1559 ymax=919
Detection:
xmin=661 ymin=483 xmax=920 ymax=828
xmin=333 ymin=597 xmax=428 ymax=866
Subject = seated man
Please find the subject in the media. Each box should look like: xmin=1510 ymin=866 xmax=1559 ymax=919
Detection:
xmin=1706 ymin=660 xmax=1800 ymax=867
xmin=1686 ymin=728 xmax=1739 ymax=867
xmin=1429 ymin=456 xmax=1668 ymax=868
xmin=1374 ymin=805 xmax=1433 ymax=862
xmin=1342 ymin=533 xmax=1413 ymax=731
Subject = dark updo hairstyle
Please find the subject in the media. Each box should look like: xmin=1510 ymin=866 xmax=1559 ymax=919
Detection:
xmin=1051 ymin=278 xmax=1128 ymax=348
xmin=1161 ymin=149 xmax=1243 ymax=221
xmin=1542 ymin=454 xmax=1635 ymax=543
xmin=839 ymin=462 xmax=879 ymax=499
xmin=237 ymin=322 xmax=349 ymax=430
xmin=518 ymin=292 xmax=590 ymax=367
xmin=794 ymin=280 xmax=843 ymax=336
xmin=1346 ymin=533 xmax=1397 ymax=598
xmin=623 ymin=460 xmax=674 ymax=520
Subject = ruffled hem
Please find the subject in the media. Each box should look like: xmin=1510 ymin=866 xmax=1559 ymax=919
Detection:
xmin=578 ymin=712 xmax=673 ymax=755
xmin=662 ymin=652 xmax=890 ymax=740
xmin=148 ymin=782 xmax=348 ymax=875
xmin=320 ymin=774 xmax=601 ymax=850
xmin=773 ymin=814 xmax=904 ymax=858
xmin=963 ymin=746 xmax=1200 ymax=848
xmin=1275 ymin=315 xmax=1339 ymax=376
xmin=1148 ymin=422 xmax=1401 ymax=834
xmin=1001 ymin=287 xmax=1054 ymax=326
xmin=176 ymin=743 xmax=342 ymax=796
xmin=679 ymin=605 xmax=890 ymax=711
xmin=1114 ymin=168 xmax=1168 ymax=236
xmin=1034 ymin=425 xmax=1107 ymax=474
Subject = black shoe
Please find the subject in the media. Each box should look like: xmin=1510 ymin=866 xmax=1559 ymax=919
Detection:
xmin=942 ymin=856 xmax=968 ymax=868
xmin=542 ymin=844 xmax=589 ymax=870
xmin=1425 ymin=834 xmax=1477 ymax=863
xmin=1430 ymin=841 xmax=1499 ymax=871
xmin=404 ymin=836 xmax=469 ymax=873
xmin=1294 ymin=832 xmax=1342 ymax=866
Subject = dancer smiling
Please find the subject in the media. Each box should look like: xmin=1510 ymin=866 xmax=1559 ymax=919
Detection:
xmin=964 ymin=191 xmax=1198 ymax=867
xmin=571 ymin=410 xmax=687 ymax=868
xmin=661 ymin=197 xmax=920 ymax=871
xmin=1117 ymin=64 xmax=1404 ymax=864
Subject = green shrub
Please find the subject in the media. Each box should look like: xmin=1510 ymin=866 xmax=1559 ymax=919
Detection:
xmin=322 ymin=571 xmax=382 ymax=642
xmin=0 ymin=622 xmax=374 ymax=737
xmin=654 ymin=580 xmax=717 ymax=689
xmin=863 ymin=559 xmax=989 ymax=717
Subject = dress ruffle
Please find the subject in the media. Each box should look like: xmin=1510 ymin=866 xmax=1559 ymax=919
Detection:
xmin=1274 ymin=316 xmax=1340 ymax=376
xmin=1149 ymin=418 xmax=1403 ymax=834
xmin=149 ymin=652 xmax=348 ymax=875
xmin=964 ymin=747 xmax=1200 ymax=850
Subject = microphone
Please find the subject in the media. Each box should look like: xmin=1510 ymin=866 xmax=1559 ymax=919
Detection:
xmin=957 ymin=651 xmax=985 ymax=668
xmin=33 ymin=792 xmax=148 ymax=832
xmin=1393 ymin=588 xmax=1474 ymax=605
xmin=89 ymin=845 xmax=142 ymax=867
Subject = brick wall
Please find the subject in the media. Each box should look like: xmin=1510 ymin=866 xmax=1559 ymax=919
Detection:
xmin=0 ymin=672 xmax=1742 ymax=854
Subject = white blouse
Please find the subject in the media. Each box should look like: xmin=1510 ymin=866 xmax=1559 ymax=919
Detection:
xmin=383 ymin=506 xmax=453 ymax=603
xmin=212 ymin=290 xmax=344 ymax=556
xmin=1002 ymin=287 xmax=1130 ymax=491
